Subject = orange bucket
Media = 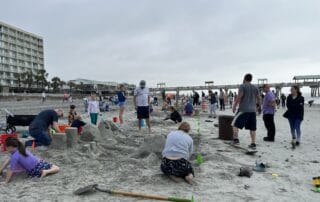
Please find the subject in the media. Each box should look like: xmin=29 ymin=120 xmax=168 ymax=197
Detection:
xmin=113 ymin=117 xmax=118 ymax=123
xmin=58 ymin=124 xmax=69 ymax=132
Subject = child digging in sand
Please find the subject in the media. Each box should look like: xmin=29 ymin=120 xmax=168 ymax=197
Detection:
xmin=161 ymin=122 xmax=194 ymax=184
xmin=0 ymin=137 xmax=59 ymax=183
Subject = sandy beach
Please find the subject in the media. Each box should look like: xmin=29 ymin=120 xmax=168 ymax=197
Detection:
xmin=0 ymin=97 xmax=319 ymax=202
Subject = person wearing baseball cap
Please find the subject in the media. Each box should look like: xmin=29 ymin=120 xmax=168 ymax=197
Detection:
xmin=134 ymin=80 xmax=151 ymax=133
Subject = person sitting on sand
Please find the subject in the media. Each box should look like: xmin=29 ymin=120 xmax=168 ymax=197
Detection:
xmin=26 ymin=109 xmax=64 ymax=147
xmin=0 ymin=137 xmax=59 ymax=183
xmin=68 ymin=105 xmax=77 ymax=125
xmin=164 ymin=106 xmax=182 ymax=124
xmin=71 ymin=115 xmax=86 ymax=134
xmin=161 ymin=122 xmax=194 ymax=184
xmin=184 ymin=101 xmax=193 ymax=116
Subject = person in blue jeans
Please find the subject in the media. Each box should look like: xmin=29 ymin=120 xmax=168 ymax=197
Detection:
xmin=27 ymin=109 xmax=64 ymax=147
xmin=117 ymin=84 xmax=126 ymax=125
xmin=283 ymin=86 xmax=304 ymax=148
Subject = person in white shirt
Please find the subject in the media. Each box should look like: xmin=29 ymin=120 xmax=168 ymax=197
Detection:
xmin=134 ymin=80 xmax=151 ymax=133
xmin=87 ymin=92 xmax=100 ymax=125
xmin=42 ymin=91 xmax=46 ymax=103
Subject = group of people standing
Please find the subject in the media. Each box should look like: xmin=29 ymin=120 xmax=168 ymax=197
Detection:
xmin=231 ymin=73 xmax=304 ymax=150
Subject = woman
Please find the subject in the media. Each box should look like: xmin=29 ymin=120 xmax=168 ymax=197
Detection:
xmin=117 ymin=84 xmax=126 ymax=125
xmin=283 ymin=86 xmax=304 ymax=148
xmin=161 ymin=122 xmax=194 ymax=184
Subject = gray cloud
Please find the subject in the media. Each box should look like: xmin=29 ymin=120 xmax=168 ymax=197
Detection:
xmin=1 ymin=0 xmax=320 ymax=86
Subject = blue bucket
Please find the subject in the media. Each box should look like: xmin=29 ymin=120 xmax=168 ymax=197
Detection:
xmin=140 ymin=119 xmax=145 ymax=127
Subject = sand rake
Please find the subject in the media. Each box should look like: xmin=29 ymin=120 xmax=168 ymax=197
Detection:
xmin=74 ymin=184 xmax=194 ymax=202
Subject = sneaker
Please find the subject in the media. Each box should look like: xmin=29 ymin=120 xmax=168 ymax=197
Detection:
xmin=263 ymin=137 xmax=275 ymax=142
xmin=232 ymin=139 xmax=240 ymax=145
xmin=248 ymin=143 xmax=257 ymax=150
xmin=296 ymin=141 xmax=300 ymax=146
xmin=291 ymin=139 xmax=296 ymax=149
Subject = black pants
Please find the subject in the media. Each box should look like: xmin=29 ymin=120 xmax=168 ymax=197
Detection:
xmin=263 ymin=114 xmax=276 ymax=140
xmin=219 ymin=99 xmax=225 ymax=110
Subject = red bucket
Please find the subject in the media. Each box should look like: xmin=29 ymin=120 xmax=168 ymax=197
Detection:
xmin=0 ymin=133 xmax=18 ymax=152
xmin=113 ymin=117 xmax=118 ymax=123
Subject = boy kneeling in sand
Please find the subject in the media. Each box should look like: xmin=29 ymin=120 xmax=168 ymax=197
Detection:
xmin=0 ymin=137 xmax=59 ymax=184
xmin=161 ymin=122 xmax=194 ymax=184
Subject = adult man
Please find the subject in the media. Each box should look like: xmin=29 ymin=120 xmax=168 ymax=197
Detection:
xmin=262 ymin=84 xmax=276 ymax=142
xmin=26 ymin=109 xmax=64 ymax=147
xmin=134 ymin=80 xmax=151 ymax=133
xmin=193 ymin=91 xmax=200 ymax=106
xmin=232 ymin=73 xmax=261 ymax=149
xmin=219 ymin=89 xmax=225 ymax=111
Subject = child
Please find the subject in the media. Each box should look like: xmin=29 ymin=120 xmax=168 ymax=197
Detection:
xmin=68 ymin=105 xmax=77 ymax=125
xmin=117 ymin=84 xmax=126 ymax=125
xmin=184 ymin=101 xmax=193 ymax=116
xmin=161 ymin=122 xmax=194 ymax=184
xmin=88 ymin=92 xmax=100 ymax=125
xmin=164 ymin=106 xmax=182 ymax=124
xmin=0 ymin=137 xmax=59 ymax=183
xmin=71 ymin=115 xmax=86 ymax=134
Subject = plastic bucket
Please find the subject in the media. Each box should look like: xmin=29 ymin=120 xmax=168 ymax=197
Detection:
xmin=1 ymin=133 xmax=18 ymax=152
xmin=140 ymin=119 xmax=145 ymax=127
xmin=58 ymin=124 xmax=69 ymax=132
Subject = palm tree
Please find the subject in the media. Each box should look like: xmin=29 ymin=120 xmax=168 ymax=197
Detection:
xmin=13 ymin=73 xmax=23 ymax=91
xmin=67 ymin=81 xmax=76 ymax=93
xmin=51 ymin=76 xmax=61 ymax=92
xmin=21 ymin=70 xmax=34 ymax=90
xmin=37 ymin=69 xmax=49 ymax=90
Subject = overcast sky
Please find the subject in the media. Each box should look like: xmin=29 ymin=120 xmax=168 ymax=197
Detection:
xmin=1 ymin=0 xmax=320 ymax=87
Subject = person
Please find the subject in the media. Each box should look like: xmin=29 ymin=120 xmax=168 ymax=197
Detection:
xmin=208 ymin=90 xmax=217 ymax=118
xmin=71 ymin=115 xmax=86 ymax=134
xmin=161 ymin=122 xmax=194 ymax=184
xmin=184 ymin=101 xmax=193 ymax=116
xmin=87 ymin=92 xmax=100 ymax=125
xmin=164 ymin=106 xmax=182 ymax=124
xmin=63 ymin=92 xmax=68 ymax=102
xmin=83 ymin=97 xmax=89 ymax=112
xmin=219 ymin=89 xmax=225 ymax=111
xmin=117 ymin=84 xmax=126 ymax=125
xmin=134 ymin=80 xmax=151 ymax=133
xmin=193 ymin=91 xmax=199 ymax=106
xmin=161 ymin=89 xmax=166 ymax=102
xmin=281 ymin=94 xmax=286 ymax=108
xmin=232 ymin=73 xmax=261 ymax=149
xmin=41 ymin=91 xmax=46 ymax=103
xmin=0 ymin=137 xmax=59 ymax=183
xmin=228 ymin=91 xmax=234 ymax=108
xmin=26 ymin=109 xmax=64 ymax=147
xmin=68 ymin=105 xmax=77 ymax=125
xmin=153 ymin=96 xmax=158 ymax=106
xmin=283 ymin=86 xmax=304 ymax=148
xmin=262 ymin=84 xmax=276 ymax=142
xmin=166 ymin=96 xmax=172 ymax=106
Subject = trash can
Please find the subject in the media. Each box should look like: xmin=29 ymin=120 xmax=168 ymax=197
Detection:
xmin=218 ymin=115 xmax=234 ymax=140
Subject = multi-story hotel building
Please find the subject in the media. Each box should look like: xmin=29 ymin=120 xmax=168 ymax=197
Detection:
xmin=0 ymin=21 xmax=44 ymax=87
